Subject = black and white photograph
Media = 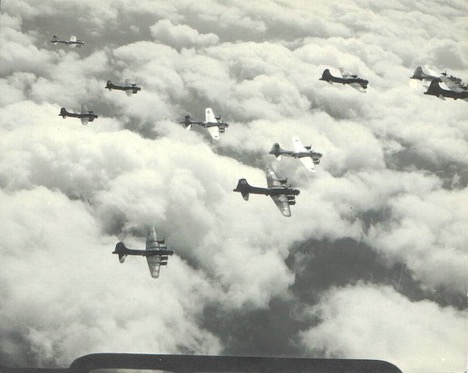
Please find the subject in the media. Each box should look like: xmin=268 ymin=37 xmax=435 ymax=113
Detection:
xmin=0 ymin=1 xmax=467 ymax=372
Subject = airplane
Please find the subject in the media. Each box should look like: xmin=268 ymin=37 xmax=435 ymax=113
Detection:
xmin=440 ymin=72 xmax=468 ymax=92
xmin=112 ymin=226 xmax=174 ymax=279
xmin=59 ymin=105 xmax=98 ymax=125
xmin=105 ymin=79 xmax=141 ymax=96
xmin=424 ymin=79 xmax=468 ymax=101
xmin=411 ymin=65 xmax=468 ymax=92
xmin=233 ymin=166 xmax=300 ymax=217
xmin=410 ymin=65 xmax=442 ymax=82
xmin=270 ymin=136 xmax=322 ymax=172
xmin=50 ymin=35 xmax=84 ymax=48
xmin=179 ymin=108 xmax=229 ymax=140
xmin=319 ymin=68 xmax=368 ymax=92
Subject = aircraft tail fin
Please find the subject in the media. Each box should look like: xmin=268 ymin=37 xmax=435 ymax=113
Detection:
xmin=59 ymin=108 xmax=68 ymax=118
xmin=180 ymin=114 xmax=192 ymax=129
xmin=51 ymin=35 xmax=59 ymax=44
xmin=113 ymin=242 xmax=128 ymax=263
xmin=105 ymin=80 xmax=113 ymax=90
xmin=424 ymin=79 xmax=443 ymax=97
xmin=233 ymin=179 xmax=251 ymax=201
xmin=320 ymin=69 xmax=333 ymax=82
xmin=269 ymin=143 xmax=283 ymax=160
xmin=411 ymin=66 xmax=425 ymax=80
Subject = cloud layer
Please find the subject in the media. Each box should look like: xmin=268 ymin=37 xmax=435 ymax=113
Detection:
xmin=1 ymin=1 xmax=467 ymax=372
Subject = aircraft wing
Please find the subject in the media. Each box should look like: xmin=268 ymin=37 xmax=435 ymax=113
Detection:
xmin=207 ymin=125 xmax=220 ymax=140
xmin=292 ymin=137 xmax=316 ymax=171
xmin=441 ymin=76 xmax=466 ymax=92
xmin=292 ymin=136 xmax=307 ymax=152
xmin=266 ymin=166 xmax=283 ymax=188
xmin=146 ymin=255 xmax=161 ymax=278
xmin=299 ymin=156 xmax=315 ymax=172
xmin=69 ymin=35 xmax=78 ymax=48
xmin=146 ymin=226 xmax=162 ymax=278
xmin=146 ymin=226 xmax=158 ymax=248
xmin=124 ymin=79 xmax=133 ymax=96
xmin=271 ymin=194 xmax=292 ymax=217
xmin=205 ymin=108 xmax=217 ymax=123
xmin=348 ymin=82 xmax=367 ymax=93
xmin=80 ymin=104 xmax=88 ymax=125
xmin=339 ymin=67 xmax=356 ymax=79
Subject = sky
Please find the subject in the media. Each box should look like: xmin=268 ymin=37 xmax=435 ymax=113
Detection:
xmin=0 ymin=0 xmax=467 ymax=372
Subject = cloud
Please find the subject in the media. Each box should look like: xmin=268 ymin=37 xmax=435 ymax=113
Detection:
xmin=366 ymin=188 xmax=468 ymax=293
xmin=150 ymin=20 xmax=219 ymax=49
xmin=300 ymin=284 xmax=465 ymax=373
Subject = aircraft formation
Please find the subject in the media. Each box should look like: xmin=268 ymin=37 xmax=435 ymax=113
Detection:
xmin=48 ymin=34 xmax=466 ymax=277
xmin=410 ymin=65 xmax=468 ymax=101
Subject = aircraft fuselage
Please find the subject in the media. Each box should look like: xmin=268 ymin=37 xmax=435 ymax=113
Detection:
xmin=274 ymin=150 xmax=322 ymax=162
xmin=234 ymin=183 xmax=299 ymax=197
xmin=113 ymin=247 xmax=172 ymax=257
xmin=51 ymin=40 xmax=84 ymax=47
xmin=59 ymin=108 xmax=98 ymax=121
xmin=105 ymin=81 xmax=141 ymax=93
xmin=320 ymin=69 xmax=368 ymax=89
xmin=425 ymin=80 xmax=468 ymax=100
xmin=322 ymin=75 xmax=368 ymax=87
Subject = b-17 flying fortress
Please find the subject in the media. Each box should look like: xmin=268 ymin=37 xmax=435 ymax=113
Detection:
xmin=50 ymin=35 xmax=84 ymax=48
xmin=319 ymin=67 xmax=368 ymax=92
xmin=411 ymin=65 xmax=468 ymax=101
xmin=234 ymin=167 xmax=300 ymax=217
xmin=424 ymin=79 xmax=468 ymax=101
xmin=270 ymin=136 xmax=322 ymax=173
xmin=180 ymin=108 xmax=229 ymax=140
xmin=106 ymin=79 xmax=141 ymax=96
xmin=59 ymin=105 xmax=98 ymax=125
xmin=113 ymin=227 xmax=173 ymax=279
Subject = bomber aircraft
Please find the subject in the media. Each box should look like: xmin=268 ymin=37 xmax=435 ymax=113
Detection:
xmin=270 ymin=136 xmax=322 ymax=172
xmin=113 ymin=226 xmax=174 ymax=279
xmin=320 ymin=68 xmax=368 ymax=92
xmin=233 ymin=166 xmax=300 ymax=217
xmin=105 ymin=79 xmax=141 ymax=96
xmin=50 ymin=35 xmax=84 ymax=48
xmin=410 ymin=65 xmax=441 ymax=82
xmin=411 ymin=65 xmax=468 ymax=92
xmin=424 ymin=79 xmax=468 ymax=101
xmin=180 ymin=108 xmax=229 ymax=140
xmin=59 ymin=105 xmax=98 ymax=125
